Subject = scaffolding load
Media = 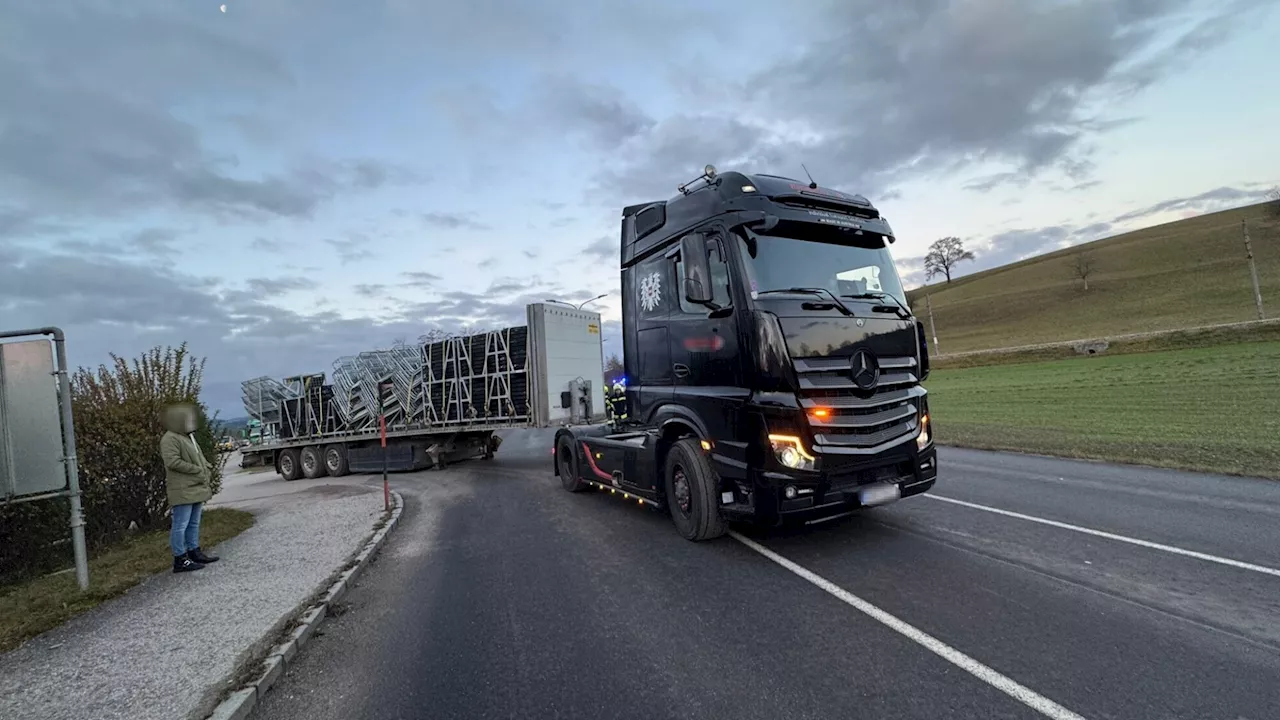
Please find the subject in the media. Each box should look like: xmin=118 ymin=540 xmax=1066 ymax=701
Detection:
xmin=238 ymin=304 xmax=602 ymax=450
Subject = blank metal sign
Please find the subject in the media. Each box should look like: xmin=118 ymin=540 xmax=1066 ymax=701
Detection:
xmin=0 ymin=339 xmax=66 ymax=498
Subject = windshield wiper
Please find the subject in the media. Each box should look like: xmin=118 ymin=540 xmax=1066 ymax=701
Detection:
xmin=757 ymin=287 xmax=853 ymax=316
xmin=841 ymin=292 xmax=910 ymax=319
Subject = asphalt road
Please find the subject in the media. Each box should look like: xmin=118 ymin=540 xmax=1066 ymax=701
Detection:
xmin=251 ymin=440 xmax=1280 ymax=720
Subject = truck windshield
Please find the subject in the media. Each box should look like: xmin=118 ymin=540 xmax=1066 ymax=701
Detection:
xmin=736 ymin=229 xmax=908 ymax=306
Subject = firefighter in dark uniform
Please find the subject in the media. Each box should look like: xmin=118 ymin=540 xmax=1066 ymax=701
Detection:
xmin=606 ymin=380 xmax=628 ymax=426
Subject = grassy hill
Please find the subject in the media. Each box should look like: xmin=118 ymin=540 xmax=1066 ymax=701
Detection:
xmin=906 ymin=203 xmax=1280 ymax=355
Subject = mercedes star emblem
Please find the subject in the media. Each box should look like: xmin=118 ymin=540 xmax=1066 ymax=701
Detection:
xmin=849 ymin=349 xmax=880 ymax=391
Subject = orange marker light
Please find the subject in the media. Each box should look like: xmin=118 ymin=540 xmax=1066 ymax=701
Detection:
xmin=810 ymin=408 xmax=831 ymax=420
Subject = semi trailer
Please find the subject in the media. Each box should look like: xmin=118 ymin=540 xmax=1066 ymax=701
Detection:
xmin=239 ymin=303 xmax=607 ymax=479
xmin=553 ymin=166 xmax=937 ymax=540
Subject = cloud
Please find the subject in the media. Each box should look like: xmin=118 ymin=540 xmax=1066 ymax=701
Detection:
xmin=535 ymin=76 xmax=657 ymax=148
xmin=245 ymin=277 xmax=311 ymax=297
xmin=582 ymin=236 xmax=614 ymax=262
xmin=252 ymin=238 xmax=288 ymax=253
xmin=1112 ymin=186 xmax=1273 ymax=223
xmin=324 ymin=236 xmax=374 ymax=263
xmin=569 ymin=1 xmax=1272 ymax=202
xmin=353 ymin=283 xmax=386 ymax=298
xmin=131 ymin=228 xmax=179 ymax=260
xmin=421 ymin=212 xmax=491 ymax=231
xmin=0 ymin=3 xmax=423 ymax=226
xmin=400 ymin=271 xmax=442 ymax=288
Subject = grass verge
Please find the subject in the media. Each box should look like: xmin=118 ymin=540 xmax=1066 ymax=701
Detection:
xmin=0 ymin=508 xmax=255 ymax=654
xmin=933 ymin=319 xmax=1280 ymax=370
xmin=927 ymin=341 xmax=1280 ymax=479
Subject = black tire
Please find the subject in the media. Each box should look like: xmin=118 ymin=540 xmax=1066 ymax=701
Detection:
xmin=324 ymin=445 xmax=349 ymax=477
xmin=556 ymin=436 xmax=589 ymax=492
xmin=300 ymin=446 xmax=327 ymax=479
xmin=664 ymin=438 xmax=727 ymax=541
xmin=278 ymin=449 xmax=301 ymax=482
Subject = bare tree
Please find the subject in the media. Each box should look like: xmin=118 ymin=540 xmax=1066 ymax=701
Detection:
xmin=603 ymin=353 xmax=624 ymax=386
xmin=924 ymin=236 xmax=975 ymax=283
xmin=1071 ymin=251 xmax=1097 ymax=291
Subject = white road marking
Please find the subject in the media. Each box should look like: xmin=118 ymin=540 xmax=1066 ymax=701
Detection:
xmin=926 ymin=495 xmax=1280 ymax=579
xmin=729 ymin=531 xmax=1090 ymax=720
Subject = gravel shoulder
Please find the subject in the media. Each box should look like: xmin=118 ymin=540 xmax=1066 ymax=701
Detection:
xmin=0 ymin=482 xmax=383 ymax=720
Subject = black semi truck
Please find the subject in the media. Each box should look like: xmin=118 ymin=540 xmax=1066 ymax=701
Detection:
xmin=554 ymin=166 xmax=937 ymax=540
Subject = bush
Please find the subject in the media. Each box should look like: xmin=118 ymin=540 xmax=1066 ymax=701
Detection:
xmin=0 ymin=344 xmax=227 ymax=584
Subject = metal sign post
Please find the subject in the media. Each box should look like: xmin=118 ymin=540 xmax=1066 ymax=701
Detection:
xmin=1243 ymin=220 xmax=1265 ymax=320
xmin=0 ymin=327 xmax=89 ymax=591
xmin=379 ymin=380 xmax=392 ymax=513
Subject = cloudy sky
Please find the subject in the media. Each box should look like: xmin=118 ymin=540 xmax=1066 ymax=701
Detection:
xmin=2 ymin=0 xmax=1278 ymax=416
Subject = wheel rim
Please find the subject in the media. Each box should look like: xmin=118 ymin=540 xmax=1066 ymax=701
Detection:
xmin=326 ymin=449 xmax=340 ymax=472
xmin=281 ymin=455 xmax=294 ymax=475
xmin=302 ymin=452 xmax=316 ymax=473
xmin=672 ymin=465 xmax=692 ymax=517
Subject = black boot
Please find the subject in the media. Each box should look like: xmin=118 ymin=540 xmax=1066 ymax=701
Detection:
xmin=188 ymin=547 xmax=219 ymax=564
xmin=174 ymin=555 xmax=205 ymax=573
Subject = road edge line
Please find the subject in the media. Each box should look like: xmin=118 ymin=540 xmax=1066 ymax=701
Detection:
xmin=205 ymin=490 xmax=405 ymax=720
xmin=926 ymin=494 xmax=1280 ymax=578
xmin=728 ymin=530 xmax=1090 ymax=720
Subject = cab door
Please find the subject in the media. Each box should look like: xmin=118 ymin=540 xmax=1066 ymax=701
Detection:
xmin=669 ymin=232 xmax=743 ymax=434
xmin=628 ymin=250 xmax=675 ymax=422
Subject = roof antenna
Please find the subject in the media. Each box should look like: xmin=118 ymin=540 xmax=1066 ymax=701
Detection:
xmin=801 ymin=163 xmax=818 ymax=189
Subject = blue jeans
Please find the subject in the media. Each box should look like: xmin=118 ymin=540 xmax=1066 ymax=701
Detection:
xmin=170 ymin=502 xmax=204 ymax=557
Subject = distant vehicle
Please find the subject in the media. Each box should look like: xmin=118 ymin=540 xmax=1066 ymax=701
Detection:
xmin=238 ymin=303 xmax=606 ymax=480
xmin=553 ymin=166 xmax=937 ymax=540
xmin=217 ymin=438 xmax=236 ymax=453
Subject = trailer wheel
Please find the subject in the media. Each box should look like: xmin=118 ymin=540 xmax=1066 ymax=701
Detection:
xmin=324 ymin=445 xmax=349 ymax=477
xmin=664 ymin=438 xmax=727 ymax=541
xmin=300 ymin=446 xmax=327 ymax=479
xmin=278 ymin=449 xmax=301 ymax=482
xmin=556 ymin=437 xmax=589 ymax=493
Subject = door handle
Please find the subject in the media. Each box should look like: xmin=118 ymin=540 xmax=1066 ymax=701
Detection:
xmin=672 ymin=363 xmax=690 ymax=378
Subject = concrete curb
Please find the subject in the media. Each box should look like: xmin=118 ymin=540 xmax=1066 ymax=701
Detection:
xmin=205 ymin=491 xmax=404 ymax=720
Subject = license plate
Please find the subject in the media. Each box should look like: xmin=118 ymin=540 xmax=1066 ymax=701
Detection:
xmin=858 ymin=482 xmax=901 ymax=507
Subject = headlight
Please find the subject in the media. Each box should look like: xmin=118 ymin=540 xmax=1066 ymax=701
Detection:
xmin=916 ymin=413 xmax=932 ymax=450
xmin=768 ymin=434 xmax=815 ymax=471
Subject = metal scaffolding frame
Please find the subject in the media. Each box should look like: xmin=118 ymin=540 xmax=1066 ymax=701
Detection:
xmin=242 ymin=325 xmax=531 ymax=441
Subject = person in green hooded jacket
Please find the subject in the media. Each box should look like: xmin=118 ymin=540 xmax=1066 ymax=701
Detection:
xmin=161 ymin=404 xmax=220 ymax=573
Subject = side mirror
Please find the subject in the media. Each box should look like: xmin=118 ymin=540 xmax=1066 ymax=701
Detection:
xmin=680 ymin=234 xmax=712 ymax=305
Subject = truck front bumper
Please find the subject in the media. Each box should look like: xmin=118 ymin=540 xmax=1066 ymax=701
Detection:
xmin=718 ymin=443 xmax=937 ymax=526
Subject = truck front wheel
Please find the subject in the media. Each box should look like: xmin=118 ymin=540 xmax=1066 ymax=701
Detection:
xmin=664 ymin=438 xmax=727 ymax=541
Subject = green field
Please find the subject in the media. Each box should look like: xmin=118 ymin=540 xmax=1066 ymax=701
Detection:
xmin=926 ymin=342 xmax=1280 ymax=479
xmin=907 ymin=203 xmax=1280 ymax=355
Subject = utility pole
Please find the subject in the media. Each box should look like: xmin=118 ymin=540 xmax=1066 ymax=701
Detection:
xmin=1243 ymin=220 xmax=1265 ymax=320
xmin=925 ymin=289 xmax=940 ymax=354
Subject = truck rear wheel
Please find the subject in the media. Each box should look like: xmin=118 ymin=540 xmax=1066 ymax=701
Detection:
xmin=324 ymin=445 xmax=349 ymax=477
xmin=556 ymin=436 xmax=589 ymax=493
xmin=278 ymin=449 xmax=301 ymax=481
xmin=300 ymin=446 xmax=327 ymax=479
xmin=664 ymin=438 xmax=727 ymax=541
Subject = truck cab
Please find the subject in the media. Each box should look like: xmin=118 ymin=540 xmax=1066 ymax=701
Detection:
xmin=554 ymin=166 xmax=936 ymax=540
